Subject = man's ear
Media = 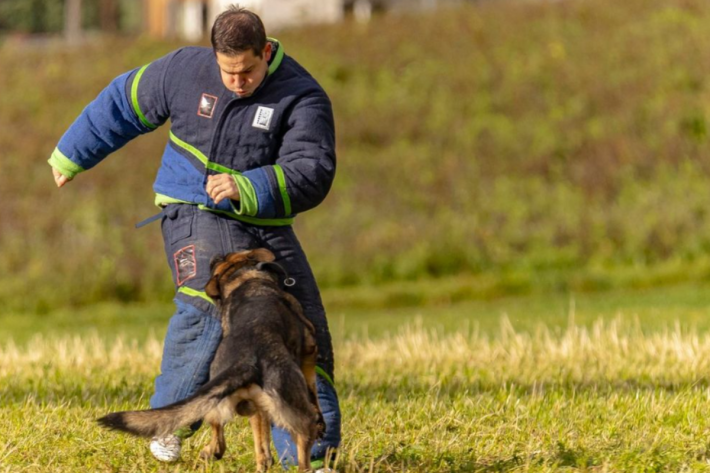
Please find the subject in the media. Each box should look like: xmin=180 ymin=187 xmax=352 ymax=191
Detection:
xmin=263 ymin=41 xmax=273 ymax=62
xmin=248 ymin=248 xmax=276 ymax=263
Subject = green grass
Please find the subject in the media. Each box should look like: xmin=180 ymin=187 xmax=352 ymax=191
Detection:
xmin=5 ymin=283 xmax=710 ymax=471
xmin=5 ymin=281 xmax=710 ymax=344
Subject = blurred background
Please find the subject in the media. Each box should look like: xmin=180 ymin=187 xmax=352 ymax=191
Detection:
xmin=2 ymin=0 xmax=710 ymax=313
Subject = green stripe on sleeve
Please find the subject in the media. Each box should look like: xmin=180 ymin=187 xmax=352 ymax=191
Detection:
xmin=169 ymin=131 xmax=209 ymax=165
xmin=169 ymin=131 xmax=236 ymax=175
xmin=272 ymin=164 xmax=292 ymax=216
xmin=230 ymin=174 xmax=259 ymax=217
xmin=207 ymin=161 xmax=239 ymax=175
xmin=178 ymin=286 xmax=214 ymax=305
xmin=315 ymin=366 xmax=335 ymax=387
xmin=132 ymin=64 xmax=157 ymax=130
xmin=47 ymin=148 xmax=85 ymax=179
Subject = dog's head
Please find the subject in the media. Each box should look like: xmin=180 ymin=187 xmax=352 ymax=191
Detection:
xmin=205 ymin=248 xmax=282 ymax=302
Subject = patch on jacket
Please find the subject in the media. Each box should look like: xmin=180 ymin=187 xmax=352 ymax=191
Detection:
xmin=198 ymin=94 xmax=218 ymax=118
xmin=174 ymin=245 xmax=197 ymax=285
xmin=252 ymin=106 xmax=274 ymax=130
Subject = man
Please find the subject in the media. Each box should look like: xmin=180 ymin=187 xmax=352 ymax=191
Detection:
xmin=49 ymin=6 xmax=341 ymax=469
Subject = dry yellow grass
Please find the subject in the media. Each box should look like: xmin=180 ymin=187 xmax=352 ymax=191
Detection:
xmin=4 ymin=317 xmax=710 ymax=471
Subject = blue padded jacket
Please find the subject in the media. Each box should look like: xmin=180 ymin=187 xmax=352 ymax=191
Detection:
xmin=48 ymin=41 xmax=336 ymax=226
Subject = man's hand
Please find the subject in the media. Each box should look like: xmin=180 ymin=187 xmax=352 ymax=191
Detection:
xmin=206 ymin=173 xmax=240 ymax=204
xmin=52 ymin=168 xmax=72 ymax=188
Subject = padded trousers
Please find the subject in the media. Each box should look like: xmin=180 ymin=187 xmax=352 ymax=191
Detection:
xmin=150 ymin=204 xmax=341 ymax=466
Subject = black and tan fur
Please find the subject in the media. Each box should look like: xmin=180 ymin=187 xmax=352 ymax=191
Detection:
xmin=98 ymin=248 xmax=325 ymax=471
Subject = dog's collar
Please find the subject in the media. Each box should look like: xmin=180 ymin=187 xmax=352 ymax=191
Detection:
xmin=255 ymin=261 xmax=296 ymax=287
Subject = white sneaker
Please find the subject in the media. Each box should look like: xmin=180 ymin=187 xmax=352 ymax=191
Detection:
xmin=150 ymin=435 xmax=182 ymax=462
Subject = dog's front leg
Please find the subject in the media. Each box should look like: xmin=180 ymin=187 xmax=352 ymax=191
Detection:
xmin=301 ymin=345 xmax=325 ymax=437
xmin=200 ymin=421 xmax=226 ymax=460
xmin=250 ymin=412 xmax=273 ymax=472
xmin=295 ymin=434 xmax=314 ymax=472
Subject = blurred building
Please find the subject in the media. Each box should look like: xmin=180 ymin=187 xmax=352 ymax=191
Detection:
xmin=0 ymin=0 xmax=464 ymax=39
xmin=215 ymin=0 xmax=343 ymax=30
xmin=145 ymin=0 xmax=463 ymax=41
xmin=145 ymin=0 xmax=209 ymax=40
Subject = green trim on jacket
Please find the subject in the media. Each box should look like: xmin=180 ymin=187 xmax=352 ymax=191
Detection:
xmin=178 ymin=286 xmax=214 ymax=305
xmin=230 ymin=174 xmax=259 ymax=217
xmin=48 ymin=148 xmax=85 ymax=179
xmin=154 ymin=194 xmax=295 ymax=227
xmin=132 ymin=64 xmax=158 ymax=130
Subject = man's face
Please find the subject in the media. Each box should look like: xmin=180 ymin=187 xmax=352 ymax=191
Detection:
xmin=216 ymin=43 xmax=272 ymax=98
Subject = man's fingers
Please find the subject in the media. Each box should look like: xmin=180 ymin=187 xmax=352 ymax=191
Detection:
xmin=213 ymin=189 xmax=232 ymax=205
xmin=206 ymin=174 xmax=227 ymax=195
xmin=52 ymin=169 xmax=70 ymax=188
xmin=207 ymin=182 xmax=224 ymax=198
xmin=205 ymin=174 xmax=238 ymax=204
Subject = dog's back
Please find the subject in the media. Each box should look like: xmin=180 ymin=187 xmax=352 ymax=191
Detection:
xmin=99 ymin=249 xmax=324 ymax=470
xmin=207 ymin=278 xmax=320 ymax=434
xmin=99 ymin=268 xmax=322 ymax=443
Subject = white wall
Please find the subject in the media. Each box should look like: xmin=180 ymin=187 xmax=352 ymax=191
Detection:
xmin=180 ymin=0 xmax=206 ymax=41
xmin=210 ymin=0 xmax=343 ymax=33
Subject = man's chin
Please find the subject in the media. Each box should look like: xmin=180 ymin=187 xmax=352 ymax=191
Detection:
xmin=235 ymin=90 xmax=252 ymax=98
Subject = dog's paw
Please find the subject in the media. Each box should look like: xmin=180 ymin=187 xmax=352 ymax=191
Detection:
xmin=200 ymin=446 xmax=223 ymax=461
xmin=256 ymin=455 xmax=274 ymax=473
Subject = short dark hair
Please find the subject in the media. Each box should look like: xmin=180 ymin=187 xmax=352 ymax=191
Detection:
xmin=211 ymin=6 xmax=267 ymax=57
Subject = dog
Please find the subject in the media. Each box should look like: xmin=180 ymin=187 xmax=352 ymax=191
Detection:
xmin=98 ymin=248 xmax=325 ymax=471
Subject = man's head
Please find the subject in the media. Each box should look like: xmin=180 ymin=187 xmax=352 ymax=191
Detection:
xmin=211 ymin=6 xmax=272 ymax=97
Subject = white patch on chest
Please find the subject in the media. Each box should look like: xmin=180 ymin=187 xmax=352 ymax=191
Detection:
xmin=252 ymin=106 xmax=274 ymax=130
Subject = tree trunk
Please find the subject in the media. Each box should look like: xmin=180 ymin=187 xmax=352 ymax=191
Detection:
xmin=65 ymin=0 xmax=82 ymax=44
xmin=99 ymin=0 xmax=120 ymax=32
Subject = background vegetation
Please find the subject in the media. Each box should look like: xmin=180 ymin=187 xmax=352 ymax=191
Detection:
xmin=4 ymin=0 xmax=710 ymax=311
xmin=0 ymin=0 xmax=142 ymax=34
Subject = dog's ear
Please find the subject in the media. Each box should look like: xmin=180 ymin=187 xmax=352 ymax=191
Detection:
xmin=209 ymin=255 xmax=227 ymax=273
xmin=256 ymin=261 xmax=286 ymax=278
xmin=247 ymin=248 xmax=276 ymax=263
xmin=205 ymin=273 xmax=221 ymax=301
xmin=206 ymin=255 xmax=228 ymax=301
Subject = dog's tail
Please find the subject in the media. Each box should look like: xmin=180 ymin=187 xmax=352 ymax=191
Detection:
xmin=97 ymin=364 xmax=258 ymax=438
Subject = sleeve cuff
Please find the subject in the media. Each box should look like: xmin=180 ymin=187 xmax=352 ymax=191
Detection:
xmin=230 ymin=174 xmax=259 ymax=216
xmin=47 ymin=147 xmax=85 ymax=179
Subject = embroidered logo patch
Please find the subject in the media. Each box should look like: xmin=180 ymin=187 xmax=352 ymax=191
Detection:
xmin=174 ymin=245 xmax=197 ymax=285
xmin=197 ymin=93 xmax=218 ymax=118
xmin=252 ymin=106 xmax=274 ymax=130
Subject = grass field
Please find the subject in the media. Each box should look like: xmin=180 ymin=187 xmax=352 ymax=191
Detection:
xmin=5 ymin=284 xmax=710 ymax=472
xmin=6 ymin=0 xmax=710 ymax=470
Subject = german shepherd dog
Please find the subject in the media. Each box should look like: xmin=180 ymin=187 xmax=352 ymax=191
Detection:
xmin=98 ymin=248 xmax=325 ymax=471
